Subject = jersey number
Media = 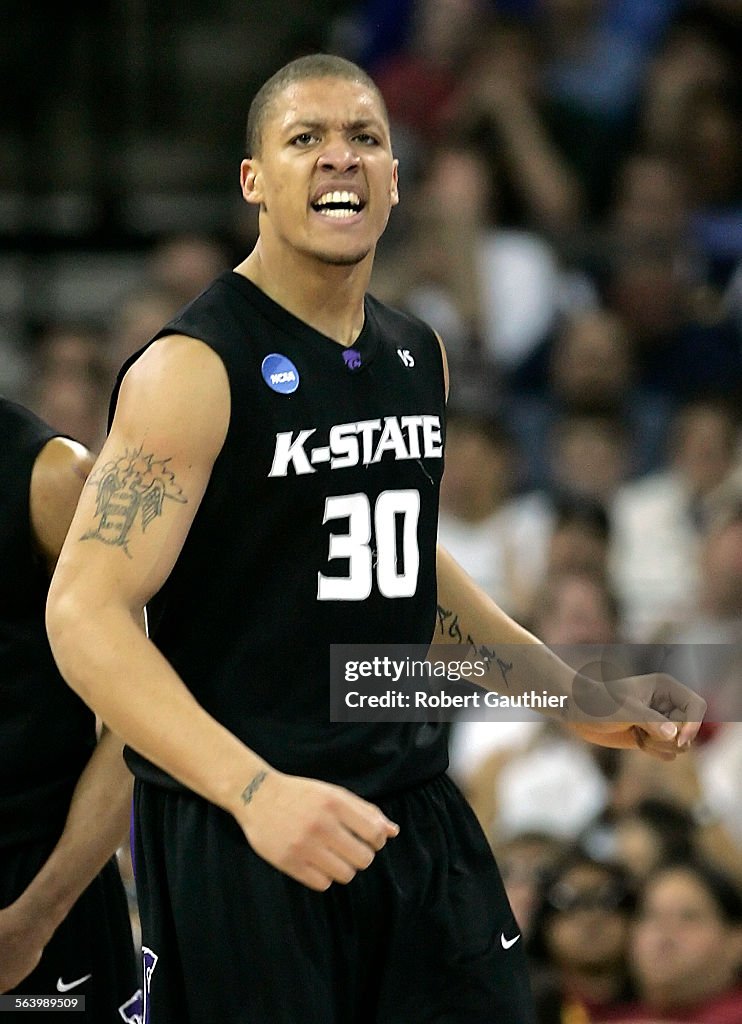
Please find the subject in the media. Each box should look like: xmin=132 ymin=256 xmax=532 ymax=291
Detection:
xmin=317 ymin=490 xmax=420 ymax=601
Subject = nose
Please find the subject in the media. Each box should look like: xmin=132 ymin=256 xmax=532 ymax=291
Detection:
xmin=318 ymin=134 xmax=360 ymax=174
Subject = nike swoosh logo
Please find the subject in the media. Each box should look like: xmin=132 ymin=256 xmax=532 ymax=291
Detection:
xmin=500 ymin=933 xmax=521 ymax=950
xmin=56 ymin=974 xmax=92 ymax=992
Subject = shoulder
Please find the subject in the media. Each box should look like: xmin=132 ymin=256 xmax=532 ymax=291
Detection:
xmin=31 ymin=436 xmax=94 ymax=522
xmin=366 ymin=294 xmax=448 ymax=396
xmin=33 ymin=436 xmax=94 ymax=483
xmin=366 ymin=292 xmax=439 ymax=344
xmin=114 ymin=333 xmax=231 ymax=463
xmin=30 ymin=437 xmax=95 ymax=569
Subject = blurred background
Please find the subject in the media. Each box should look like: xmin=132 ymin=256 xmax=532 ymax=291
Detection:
xmin=3 ymin=1 xmax=741 ymax=1019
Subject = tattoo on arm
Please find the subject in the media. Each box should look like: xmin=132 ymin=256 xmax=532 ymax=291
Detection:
xmin=241 ymin=770 xmax=267 ymax=806
xmin=80 ymin=446 xmax=187 ymax=558
xmin=436 ymin=604 xmax=513 ymax=688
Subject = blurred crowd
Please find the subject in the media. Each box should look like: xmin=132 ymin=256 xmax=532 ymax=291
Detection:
xmin=2 ymin=1 xmax=741 ymax=1020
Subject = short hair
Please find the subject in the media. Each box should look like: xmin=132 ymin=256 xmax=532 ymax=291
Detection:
xmin=245 ymin=53 xmax=389 ymax=158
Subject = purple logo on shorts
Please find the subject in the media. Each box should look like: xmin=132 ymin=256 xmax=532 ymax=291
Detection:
xmin=118 ymin=989 xmax=143 ymax=1024
xmin=139 ymin=947 xmax=158 ymax=1024
xmin=342 ymin=349 xmax=362 ymax=371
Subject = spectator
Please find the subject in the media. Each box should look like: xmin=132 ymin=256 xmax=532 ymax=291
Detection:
xmin=29 ymin=323 xmax=110 ymax=452
xmin=145 ymin=232 xmax=232 ymax=306
xmin=608 ymin=745 xmax=742 ymax=889
xmin=611 ymin=798 xmax=696 ymax=884
xmin=451 ymin=565 xmax=621 ymax=843
xmin=620 ymin=859 xmax=742 ymax=1023
xmin=548 ymin=412 xmax=630 ymax=506
xmin=527 ymin=569 xmax=621 ymax=650
xmin=608 ymin=153 xmax=692 ymax=251
xmin=509 ymin=308 xmax=671 ymax=487
xmin=386 ymin=145 xmax=576 ymax=374
xmin=527 ymin=852 xmax=638 ymax=1024
xmin=610 ymin=397 xmax=740 ymax=639
xmin=603 ymin=244 xmax=742 ymax=404
xmin=681 ymin=87 xmax=742 ymax=291
xmin=637 ymin=16 xmax=735 ymax=158
xmin=437 ymin=405 xmax=550 ymax=616
xmin=354 ymin=0 xmax=485 ymax=178
xmin=658 ymin=487 xmax=742 ymax=715
xmin=446 ymin=15 xmax=586 ymax=236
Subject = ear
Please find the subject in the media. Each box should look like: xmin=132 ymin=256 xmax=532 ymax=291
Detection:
xmin=240 ymin=158 xmax=263 ymax=205
xmin=390 ymin=159 xmax=399 ymax=207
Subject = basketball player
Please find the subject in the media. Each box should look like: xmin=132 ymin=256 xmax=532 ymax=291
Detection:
xmin=46 ymin=55 xmax=706 ymax=1022
xmin=0 ymin=398 xmax=140 ymax=1017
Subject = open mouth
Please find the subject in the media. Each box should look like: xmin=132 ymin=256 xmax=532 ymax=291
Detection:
xmin=311 ymin=190 xmax=365 ymax=219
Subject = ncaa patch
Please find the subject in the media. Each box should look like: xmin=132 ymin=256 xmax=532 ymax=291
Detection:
xmin=262 ymin=353 xmax=299 ymax=394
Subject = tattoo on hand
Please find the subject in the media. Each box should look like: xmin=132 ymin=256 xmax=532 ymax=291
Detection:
xmin=436 ymin=605 xmax=513 ymax=688
xmin=241 ymin=770 xmax=267 ymax=806
xmin=80 ymin=446 xmax=187 ymax=557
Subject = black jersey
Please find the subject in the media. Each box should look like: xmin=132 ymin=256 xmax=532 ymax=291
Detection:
xmin=115 ymin=272 xmax=450 ymax=798
xmin=0 ymin=399 xmax=96 ymax=847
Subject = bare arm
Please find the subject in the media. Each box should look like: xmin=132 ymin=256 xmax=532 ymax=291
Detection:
xmin=479 ymin=82 xmax=583 ymax=233
xmin=46 ymin=335 xmax=397 ymax=894
xmin=30 ymin=436 xmax=96 ymax=575
xmin=435 ymin=534 xmax=706 ymax=760
xmin=433 ymin=329 xmax=704 ymax=756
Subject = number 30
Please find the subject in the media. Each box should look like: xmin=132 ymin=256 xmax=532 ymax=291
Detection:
xmin=317 ymin=490 xmax=420 ymax=600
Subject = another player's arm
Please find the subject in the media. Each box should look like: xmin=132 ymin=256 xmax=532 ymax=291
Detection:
xmin=30 ymin=435 xmax=96 ymax=575
xmin=46 ymin=336 xmax=397 ymax=892
xmin=0 ymin=438 xmax=135 ymax=993
xmin=434 ymin=544 xmax=705 ymax=758
xmin=0 ymin=725 xmax=133 ymax=993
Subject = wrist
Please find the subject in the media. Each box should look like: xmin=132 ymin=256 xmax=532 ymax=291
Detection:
xmin=220 ymin=756 xmax=276 ymax=820
xmin=12 ymin=888 xmax=68 ymax=945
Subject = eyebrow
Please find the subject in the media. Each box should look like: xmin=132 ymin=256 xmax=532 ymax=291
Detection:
xmin=284 ymin=119 xmax=383 ymax=135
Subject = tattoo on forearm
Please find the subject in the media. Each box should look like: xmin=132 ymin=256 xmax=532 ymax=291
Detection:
xmin=436 ymin=604 xmax=513 ymax=687
xmin=436 ymin=605 xmax=463 ymax=643
xmin=80 ymin=446 xmax=187 ymax=557
xmin=241 ymin=770 xmax=267 ymax=805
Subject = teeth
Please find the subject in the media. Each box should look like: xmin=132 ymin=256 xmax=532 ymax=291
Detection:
xmin=314 ymin=190 xmax=362 ymax=207
xmin=317 ymin=207 xmax=358 ymax=218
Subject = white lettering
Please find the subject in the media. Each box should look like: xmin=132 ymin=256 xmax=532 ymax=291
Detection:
xmin=371 ymin=416 xmax=410 ymax=463
xmin=268 ymin=429 xmax=316 ymax=477
xmin=268 ymin=416 xmax=443 ymax=477
xmin=422 ymin=416 xmax=443 ymax=458
xmin=356 ymin=419 xmax=382 ymax=465
xmin=400 ymin=415 xmax=424 ymax=459
xmin=329 ymin=422 xmax=361 ymax=469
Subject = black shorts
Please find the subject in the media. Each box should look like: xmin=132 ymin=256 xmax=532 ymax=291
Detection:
xmin=133 ymin=773 xmax=536 ymax=1023
xmin=1 ymin=840 xmax=140 ymax=1022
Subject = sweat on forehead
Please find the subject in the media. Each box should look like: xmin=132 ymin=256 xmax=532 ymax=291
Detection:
xmin=245 ymin=53 xmax=389 ymax=157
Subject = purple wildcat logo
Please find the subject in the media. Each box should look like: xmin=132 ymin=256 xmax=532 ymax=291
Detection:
xmin=118 ymin=989 xmax=143 ymax=1023
xmin=342 ymin=349 xmax=362 ymax=371
xmin=130 ymin=947 xmax=158 ymax=1024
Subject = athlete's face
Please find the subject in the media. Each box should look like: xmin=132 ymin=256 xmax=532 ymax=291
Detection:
xmin=240 ymin=77 xmax=399 ymax=267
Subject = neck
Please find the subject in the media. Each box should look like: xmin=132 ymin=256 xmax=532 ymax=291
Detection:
xmin=561 ymin=966 xmax=625 ymax=1007
xmin=644 ymin=969 xmax=736 ymax=1010
xmin=236 ymin=239 xmax=372 ymax=347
